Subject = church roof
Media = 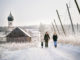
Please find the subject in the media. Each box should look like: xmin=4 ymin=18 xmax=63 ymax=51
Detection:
xmin=6 ymin=27 xmax=31 ymax=37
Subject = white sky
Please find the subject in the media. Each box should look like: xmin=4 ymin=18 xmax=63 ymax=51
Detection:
xmin=0 ymin=0 xmax=80 ymax=26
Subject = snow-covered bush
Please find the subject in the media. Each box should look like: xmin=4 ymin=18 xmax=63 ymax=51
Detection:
xmin=58 ymin=35 xmax=80 ymax=46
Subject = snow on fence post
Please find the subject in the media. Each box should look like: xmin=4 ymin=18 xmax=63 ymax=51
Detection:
xmin=74 ymin=0 xmax=80 ymax=14
xmin=66 ymin=3 xmax=75 ymax=34
xmin=54 ymin=19 xmax=60 ymax=35
xmin=56 ymin=10 xmax=66 ymax=36
xmin=77 ymin=23 xmax=79 ymax=34
xmin=51 ymin=20 xmax=56 ymax=33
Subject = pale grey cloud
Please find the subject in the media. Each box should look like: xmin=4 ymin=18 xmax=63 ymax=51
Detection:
xmin=0 ymin=0 xmax=80 ymax=26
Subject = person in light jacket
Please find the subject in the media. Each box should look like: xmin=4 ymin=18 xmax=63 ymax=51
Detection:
xmin=53 ymin=32 xmax=58 ymax=48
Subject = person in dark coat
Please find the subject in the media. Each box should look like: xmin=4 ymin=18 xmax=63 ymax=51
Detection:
xmin=53 ymin=32 xmax=58 ymax=48
xmin=44 ymin=32 xmax=50 ymax=48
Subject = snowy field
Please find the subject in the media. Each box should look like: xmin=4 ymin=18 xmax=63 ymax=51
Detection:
xmin=0 ymin=40 xmax=80 ymax=60
xmin=0 ymin=30 xmax=80 ymax=60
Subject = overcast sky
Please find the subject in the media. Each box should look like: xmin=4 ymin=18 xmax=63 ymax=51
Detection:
xmin=0 ymin=0 xmax=80 ymax=26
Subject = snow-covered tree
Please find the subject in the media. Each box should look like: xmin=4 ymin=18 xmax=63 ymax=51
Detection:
xmin=39 ymin=23 xmax=46 ymax=34
xmin=39 ymin=23 xmax=46 ymax=42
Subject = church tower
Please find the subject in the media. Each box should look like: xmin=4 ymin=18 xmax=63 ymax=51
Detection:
xmin=8 ymin=12 xmax=14 ymax=31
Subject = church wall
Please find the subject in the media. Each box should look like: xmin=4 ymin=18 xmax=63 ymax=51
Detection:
xmin=6 ymin=37 xmax=31 ymax=42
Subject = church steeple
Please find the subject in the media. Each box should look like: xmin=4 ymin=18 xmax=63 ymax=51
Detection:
xmin=8 ymin=12 xmax=14 ymax=21
xmin=7 ymin=12 xmax=14 ymax=31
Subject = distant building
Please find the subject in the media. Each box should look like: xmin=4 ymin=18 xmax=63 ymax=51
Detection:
xmin=5 ymin=12 xmax=32 ymax=42
xmin=6 ymin=27 xmax=31 ymax=42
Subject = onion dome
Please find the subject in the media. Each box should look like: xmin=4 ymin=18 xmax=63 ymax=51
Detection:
xmin=8 ymin=12 xmax=14 ymax=21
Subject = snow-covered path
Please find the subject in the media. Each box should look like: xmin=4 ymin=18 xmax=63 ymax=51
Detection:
xmin=0 ymin=43 xmax=80 ymax=60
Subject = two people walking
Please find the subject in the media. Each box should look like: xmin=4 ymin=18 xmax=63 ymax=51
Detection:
xmin=41 ymin=32 xmax=58 ymax=48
